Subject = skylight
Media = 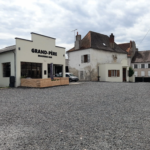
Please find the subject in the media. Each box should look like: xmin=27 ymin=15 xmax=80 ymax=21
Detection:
xmin=103 ymin=43 xmax=106 ymax=46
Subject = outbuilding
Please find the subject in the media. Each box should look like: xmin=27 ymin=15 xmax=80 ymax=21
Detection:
xmin=0 ymin=32 xmax=66 ymax=87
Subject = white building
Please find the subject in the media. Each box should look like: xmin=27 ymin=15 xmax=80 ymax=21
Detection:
xmin=0 ymin=32 xmax=66 ymax=87
xmin=67 ymin=31 xmax=129 ymax=82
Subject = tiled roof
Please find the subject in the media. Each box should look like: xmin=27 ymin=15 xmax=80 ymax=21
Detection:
xmin=0 ymin=45 xmax=16 ymax=54
xmin=132 ymin=50 xmax=150 ymax=63
xmin=67 ymin=31 xmax=127 ymax=54
xmin=118 ymin=43 xmax=130 ymax=51
xmin=118 ymin=42 xmax=131 ymax=57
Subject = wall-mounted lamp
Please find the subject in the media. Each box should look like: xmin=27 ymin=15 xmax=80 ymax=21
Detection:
xmin=63 ymin=54 xmax=65 ymax=57
xmin=18 ymin=47 xmax=21 ymax=50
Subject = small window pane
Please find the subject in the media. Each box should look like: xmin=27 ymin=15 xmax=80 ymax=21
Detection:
xmin=141 ymin=64 xmax=145 ymax=68
xmin=3 ymin=62 xmax=11 ymax=77
xmin=134 ymin=64 xmax=137 ymax=68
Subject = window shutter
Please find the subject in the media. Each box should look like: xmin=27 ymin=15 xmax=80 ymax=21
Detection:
xmin=145 ymin=64 xmax=148 ymax=68
xmin=138 ymin=64 xmax=141 ymax=68
xmin=148 ymin=71 xmax=150 ymax=76
xmin=132 ymin=64 xmax=134 ymax=69
xmin=141 ymin=71 xmax=145 ymax=76
xmin=108 ymin=70 xmax=111 ymax=77
xmin=117 ymin=70 xmax=120 ymax=77
xmin=88 ymin=54 xmax=90 ymax=63
xmin=134 ymin=71 xmax=137 ymax=77
xmin=81 ymin=55 xmax=84 ymax=63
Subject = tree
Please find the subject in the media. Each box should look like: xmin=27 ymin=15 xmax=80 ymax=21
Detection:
xmin=128 ymin=67 xmax=134 ymax=77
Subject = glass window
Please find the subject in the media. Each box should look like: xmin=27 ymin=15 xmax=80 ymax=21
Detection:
xmin=21 ymin=62 xmax=42 ymax=78
xmin=134 ymin=64 xmax=137 ymax=68
xmin=3 ymin=62 xmax=11 ymax=77
xmin=108 ymin=70 xmax=120 ymax=77
xmin=81 ymin=55 xmax=90 ymax=63
xmin=141 ymin=64 xmax=145 ymax=68
xmin=148 ymin=64 xmax=150 ymax=68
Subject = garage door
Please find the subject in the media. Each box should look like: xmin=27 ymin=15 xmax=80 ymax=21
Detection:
xmin=135 ymin=77 xmax=150 ymax=82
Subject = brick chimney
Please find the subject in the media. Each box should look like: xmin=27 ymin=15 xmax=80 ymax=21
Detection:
xmin=75 ymin=32 xmax=81 ymax=50
xmin=109 ymin=33 xmax=114 ymax=48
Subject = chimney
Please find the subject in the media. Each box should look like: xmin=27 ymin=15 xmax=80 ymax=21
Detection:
xmin=109 ymin=33 xmax=114 ymax=48
xmin=75 ymin=32 xmax=81 ymax=50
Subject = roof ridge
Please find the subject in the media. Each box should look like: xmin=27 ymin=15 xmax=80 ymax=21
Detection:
xmin=118 ymin=43 xmax=130 ymax=45
xmin=90 ymin=31 xmax=109 ymax=37
xmin=138 ymin=50 xmax=150 ymax=52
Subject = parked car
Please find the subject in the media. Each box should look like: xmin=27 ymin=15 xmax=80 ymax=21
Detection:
xmin=65 ymin=73 xmax=79 ymax=82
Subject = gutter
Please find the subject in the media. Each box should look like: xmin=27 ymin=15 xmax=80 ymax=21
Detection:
xmin=12 ymin=50 xmax=16 ymax=86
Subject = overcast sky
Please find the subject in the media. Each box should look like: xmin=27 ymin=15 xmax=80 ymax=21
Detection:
xmin=0 ymin=0 xmax=150 ymax=52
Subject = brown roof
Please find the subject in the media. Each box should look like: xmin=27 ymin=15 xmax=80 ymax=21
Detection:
xmin=118 ymin=42 xmax=131 ymax=57
xmin=0 ymin=45 xmax=16 ymax=54
xmin=132 ymin=50 xmax=150 ymax=63
xmin=67 ymin=31 xmax=127 ymax=54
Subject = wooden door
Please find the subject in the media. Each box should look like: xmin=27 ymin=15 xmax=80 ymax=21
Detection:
xmin=123 ymin=68 xmax=126 ymax=82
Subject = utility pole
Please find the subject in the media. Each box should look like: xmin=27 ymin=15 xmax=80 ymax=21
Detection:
xmin=71 ymin=29 xmax=77 ymax=42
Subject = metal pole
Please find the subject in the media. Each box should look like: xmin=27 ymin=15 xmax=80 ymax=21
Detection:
xmin=71 ymin=29 xmax=77 ymax=42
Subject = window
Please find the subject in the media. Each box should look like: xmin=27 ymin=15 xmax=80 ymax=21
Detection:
xmin=108 ymin=70 xmax=120 ymax=77
xmin=141 ymin=64 xmax=145 ymax=68
xmin=21 ymin=62 xmax=42 ymax=78
xmin=66 ymin=74 xmax=69 ymax=77
xmin=3 ymin=62 xmax=11 ymax=77
xmin=81 ymin=54 xmax=90 ymax=63
xmin=148 ymin=64 xmax=150 ymax=68
xmin=141 ymin=71 xmax=145 ymax=76
xmin=148 ymin=71 xmax=150 ymax=76
xmin=134 ymin=64 xmax=137 ymax=69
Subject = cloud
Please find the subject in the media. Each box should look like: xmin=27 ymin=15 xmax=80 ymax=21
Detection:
xmin=0 ymin=0 xmax=150 ymax=52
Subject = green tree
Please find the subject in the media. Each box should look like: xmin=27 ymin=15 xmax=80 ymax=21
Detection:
xmin=128 ymin=67 xmax=134 ymax=77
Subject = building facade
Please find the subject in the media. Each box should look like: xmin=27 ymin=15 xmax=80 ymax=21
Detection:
xmin=131 ymin=50 xmax=150 ymax=80
xmin=67 ymin=31 xmax=130 ymax=82
xmin=118 ymin=41 xmax=150 ymax=81
xmin=0 ymin=32 xmax=66 ymax=87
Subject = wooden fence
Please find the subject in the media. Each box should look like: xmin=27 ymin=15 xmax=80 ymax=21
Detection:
xmin=21 ymin=77 xmax=69 ymax=88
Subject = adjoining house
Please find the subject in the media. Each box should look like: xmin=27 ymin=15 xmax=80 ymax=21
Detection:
xmin=0 ymin=32 xmax=66 ymax=87
xmin=118 ymin=41 xmax=150 ymax=82
xmin=67 ymin=31 xmax=130 ymax=82
xmin=118 ymin=41 xmax=138 ymax=67
xmin=132 ymin=50 xmax=150 ymax=82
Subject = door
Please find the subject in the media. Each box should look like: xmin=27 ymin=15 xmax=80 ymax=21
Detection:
xmin=123 ymin=68 xmax=126 ymax=82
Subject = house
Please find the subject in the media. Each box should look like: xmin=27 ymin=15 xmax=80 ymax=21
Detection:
xmin=119 ymin=41 xmax=150 ymax=82
xmin=131 ymin=50 xmax=150 ymax=82
xmin=67 ymin=31 xmax=130 ymax=82
xmin=0 ymin=32 xmax=66 ymax=87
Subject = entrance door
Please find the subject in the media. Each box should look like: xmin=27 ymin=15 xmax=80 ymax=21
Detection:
xmin=123 ymin=68 xmax=126 ymax=82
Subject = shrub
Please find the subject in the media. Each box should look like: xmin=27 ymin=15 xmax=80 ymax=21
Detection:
xmin=128 ymin=67 xmax=134 ymax=77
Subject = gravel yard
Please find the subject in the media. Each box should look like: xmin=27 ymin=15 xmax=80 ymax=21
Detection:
xmin=0 ymin=82 xmax=150 ymax=150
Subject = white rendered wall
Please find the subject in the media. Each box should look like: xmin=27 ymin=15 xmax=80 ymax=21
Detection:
xmin=68 ymin=48 xmax=129 ymax=81
xmin=15 ymin=33 xmax=65 ymax=87
xmin=0 ymin=52 xmax=15 ymax=87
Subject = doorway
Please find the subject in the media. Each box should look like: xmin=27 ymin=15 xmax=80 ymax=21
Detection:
xmin=123 ymin=68 xmax=126 ymax=82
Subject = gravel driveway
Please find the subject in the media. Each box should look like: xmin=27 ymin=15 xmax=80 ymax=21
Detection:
xmin=0 ymin=82 xmax=150 ymax=150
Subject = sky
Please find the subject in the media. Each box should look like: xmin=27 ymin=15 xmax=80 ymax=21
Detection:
xmin=0 ymin=0 xmax=150 ymax=54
